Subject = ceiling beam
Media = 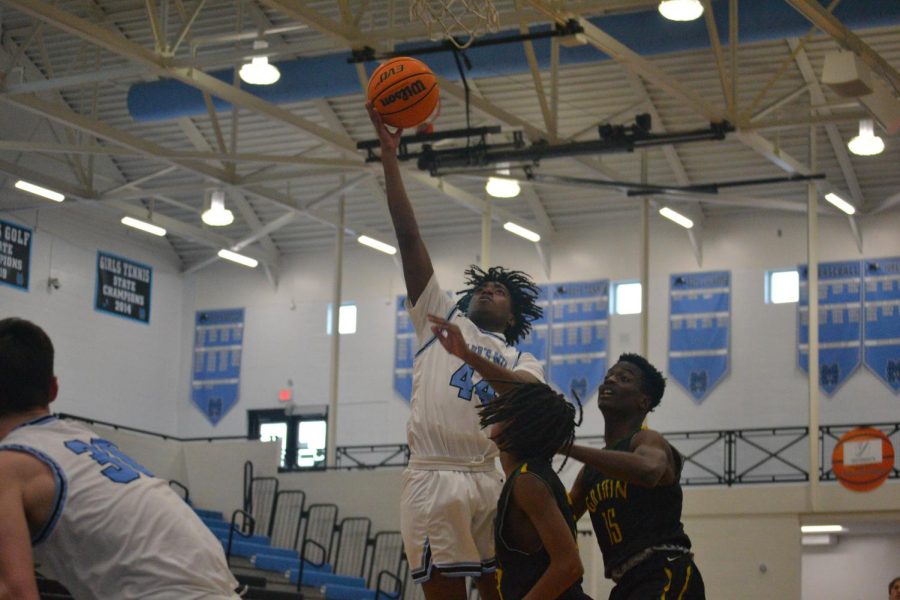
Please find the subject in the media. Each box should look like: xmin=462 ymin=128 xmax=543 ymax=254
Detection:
xmin=789 ymin=39 xmax=864 ymax=211
xmin=784 ymin=0 xmax=900 ymax=91
xmin=522 ymin=3 xmax=725 ymax=122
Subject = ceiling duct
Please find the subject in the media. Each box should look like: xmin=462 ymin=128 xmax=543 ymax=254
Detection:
xmin=126 ymin=0 xmax=900 ymax=123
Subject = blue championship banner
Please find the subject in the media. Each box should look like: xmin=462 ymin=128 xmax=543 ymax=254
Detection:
xmin=192 ymin=309 xmax=244 ymax=425
xmin=0 ymin=219 xmax=32 ymax=291
xmin=94 ymin=251 xmax=152 ymax=324
xmin=517 ymin=284 xmax=551 ymax=375
xmin=798 ymin=261 xmax=862 ymax=395
xmin=669 ymin=271 xmax=730 ymax=402
xmin=863 ymin=257 xmax=900 ymax=393
xmin=393 ymin=295 xmax=415 ymax=403
xmin=547 ymin=280 xmax=609 ymax=401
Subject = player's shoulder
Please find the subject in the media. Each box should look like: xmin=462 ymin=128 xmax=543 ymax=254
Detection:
xmin=0 ymin=445 xmax=50 ymax=482
xmin=632 ymin=427 xmax=668 ymax=447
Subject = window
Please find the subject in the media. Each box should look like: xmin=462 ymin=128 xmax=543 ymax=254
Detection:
xmin=613 ymin=281 xmax=642 ymax=315
xmin=326 ymin=303 xmax=357 ymax=335
xmin=766 ymin=269 xmax=799 ymax=304
xmin=248 ymin=409 xmax=328 ymax=471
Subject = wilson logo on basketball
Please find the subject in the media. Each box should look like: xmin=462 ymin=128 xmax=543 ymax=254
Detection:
xmin=378 ymin=80 xmax=427 ymax=107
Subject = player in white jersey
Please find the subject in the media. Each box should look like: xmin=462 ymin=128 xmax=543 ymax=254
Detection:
xmin=368 ymin=103 xmax=545 ymax=600
xmin=0 ymin=317 xmax=240 ymax=600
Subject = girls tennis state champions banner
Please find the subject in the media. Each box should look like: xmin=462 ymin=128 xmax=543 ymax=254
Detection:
xmin=95 ymin=251 xmax=152 ymax=324
xmin=669 ymin=271 xmax=731 ymax=402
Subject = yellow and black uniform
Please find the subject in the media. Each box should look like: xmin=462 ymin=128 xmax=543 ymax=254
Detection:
xmin=495 ymin=460 xmax=592 ymax=600
xmin=580 ymin=432 xmax=705 ymax=600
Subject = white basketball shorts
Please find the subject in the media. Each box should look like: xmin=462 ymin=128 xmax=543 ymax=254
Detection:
xmin=400 ymin=467 xmax=503 ymax=583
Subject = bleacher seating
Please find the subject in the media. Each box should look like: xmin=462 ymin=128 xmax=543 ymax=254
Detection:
xmin=200 ymin=496 xmax=404 ymax=600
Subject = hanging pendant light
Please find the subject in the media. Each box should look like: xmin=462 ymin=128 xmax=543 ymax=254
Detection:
xmin=202 ymin=190 xmax=234 ymax=226
xmin=847 ymin=119 xmax=885 ymax=156
xmin=239 ymin=40 xmax=280 ymax=86
xmin=485 ymin=165 xmax=521 ymax=198
xmin=658 ymin=0 xmax=704 ymax=22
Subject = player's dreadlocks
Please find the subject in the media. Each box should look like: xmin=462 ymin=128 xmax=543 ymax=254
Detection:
xmin=618 ymin=352 xmax=666 ymax=410
xmin=456 ymin=265 xmax=542 ymax=345
xmin=478 ymin=382 xmax=583 ymax=470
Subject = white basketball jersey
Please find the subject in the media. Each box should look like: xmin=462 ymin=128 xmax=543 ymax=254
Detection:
xmin=0 ymin=416 xmax=239 ymax=600
xmin=406 ymin=275 xmax=544 ymax=462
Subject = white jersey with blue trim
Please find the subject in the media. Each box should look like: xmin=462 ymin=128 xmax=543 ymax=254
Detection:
xmin=406 ymin=274 xmax=545 ymax=463
xmin=0 ymin=416 xmax=239 ymax=600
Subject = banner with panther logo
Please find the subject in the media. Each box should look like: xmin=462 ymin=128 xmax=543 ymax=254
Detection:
xmin=669 ymin=271 xmax=731 ymax=402
xmin=393 ymin=295 xmax=415 ymax=403
xmin=545 ymin=280 xmax=609 ymax=403
xmin=191 ymin=308 xmax=244 ymax=425
xmin=863 ymin=257 xmax=900 ymax=393
xmin=515 ymin=284 xmax=551 ymax=377
xmin=798 ymin=261 xmax=862 ymax=396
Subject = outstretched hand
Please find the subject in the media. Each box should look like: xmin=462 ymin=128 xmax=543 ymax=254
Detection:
xmin=428 ymin=314 xmax=469 ymax=360
xmin=366 ymin=101 xmax=403 ymax=155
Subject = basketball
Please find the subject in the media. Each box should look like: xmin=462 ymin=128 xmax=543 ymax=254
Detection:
xmin=831 ymin=427 xmax=895 ymax=492
xmin=367 ymin=56 xmax=439 ymax=129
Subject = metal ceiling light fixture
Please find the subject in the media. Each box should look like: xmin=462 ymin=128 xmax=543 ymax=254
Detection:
xmin=121 ymin=216 xmax=166 ymax=237
xmin=847 ymin=119 xmax=885 ymax=156
xmin=239 ymin=40 xmax=280 ymax=86
xmin=14 ymin=180 xmax=65 ymax=202
xmin=357 ymin=235 xmax=397 ymax=255
xmin=824 ymin=192 xmax=856 ymax=215
xmin=201 ymin=189 xmax=234 ymax=226
xmin=658 ymin=0 xmax=704 ymax=22
xmin=503 ymin=222 xmax=540 ymax=242
xmin=485 ymin=165 xmax=520 ymax=198
xmin=659 ymin=207 xmax=694 ymax=229
xmin=217 ymin=249 xmax=258 ymax=268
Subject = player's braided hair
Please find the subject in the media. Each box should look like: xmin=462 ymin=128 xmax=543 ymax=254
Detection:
xmin=478 ymin=382 xmax=583 ymax=470
xmin=456 ymin=265 xmax=542 ymax=345
xmin=618 ymin=352 xmax=666 ymax=410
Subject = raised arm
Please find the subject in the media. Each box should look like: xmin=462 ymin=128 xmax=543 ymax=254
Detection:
xmin=0 ymin=454 xmax=42 ymax=600
xmin=514 ymin=474 xmax=584 ymax=600
xmin=366 ymin=102 xmax=433 ymax=305
xmin=567 ymin=429 xmax=676 ymax=488
xmin=567 ymin=465 xmax=589 ymax=521
xmin=427 ymin=314 xmax=541 ymax=395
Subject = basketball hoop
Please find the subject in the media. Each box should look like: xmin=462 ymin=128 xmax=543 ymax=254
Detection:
xmin=410 ymin=0 xmax=500 ymax=49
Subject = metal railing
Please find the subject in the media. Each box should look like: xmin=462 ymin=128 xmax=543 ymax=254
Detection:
xmin=58 ymin=413 xmax=899 ymax=486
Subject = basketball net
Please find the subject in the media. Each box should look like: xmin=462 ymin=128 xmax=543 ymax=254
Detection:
xmin=410 ymin=0 xmax=500 ymax=49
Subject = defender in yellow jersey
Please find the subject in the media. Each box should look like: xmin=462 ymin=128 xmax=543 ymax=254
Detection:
xmin=567 ymin=354 xmax=705 ymax=600
xmin=480 ymin=383 xmax=592 ymax=600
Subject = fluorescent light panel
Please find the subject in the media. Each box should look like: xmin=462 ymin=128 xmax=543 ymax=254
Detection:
xmin=121 ymin=216 xmax=166 ymax=237
xmin=659 ymin=207 xmax=694 ymax=229
xmin=800 ymin=525 xmax=843 ymax=533
xmin=503 ymin=222 xmax=541 ymax=242
xmin=15 ymin=180 xmax=65 ymax=202
xmin=824 ymin=193 xmax=856 ymax=215
xmin=357 ymin=235 xmax=397 ymax=255
xmin=217 ymin=249 xmax=258 ymax=268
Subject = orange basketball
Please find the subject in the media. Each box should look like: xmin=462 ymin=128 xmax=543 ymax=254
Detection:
xmin=367 ymin=56 xmax=439 ymax=129
xmin=831 ymin=427 xmax=895 ymax=492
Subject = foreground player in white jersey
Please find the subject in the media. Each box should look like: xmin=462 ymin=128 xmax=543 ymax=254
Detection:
xmin=368 ymin=103 xmax=545 ymax=600
xmin=0 ymin=317 xmax=240 ymax=600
